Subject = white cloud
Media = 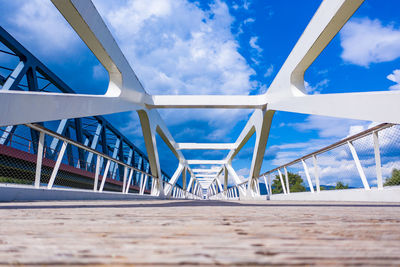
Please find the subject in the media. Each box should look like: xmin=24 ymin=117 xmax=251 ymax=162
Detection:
xmin=340 ymin=18 xmax=400 ymax=67
xmin=244 ymin=18 xmax=255 ymax=24
xmin=304 ymin=79 xmax=329 ymax=94
xmin=249 ymin=36 xmax=262 ymax=53
xmin=92 ymin=64 xmax=107 ymax=80
xmin=264 ymin=64 xmax=274 ymax=77
xmin=387 ymin=69 xmax=400 ymax=90
xmin=6 ymin=0 xmax=79 ymax=58
xmin=93 ymin=0 xmax=255 ymax=141
xmin=288 ymin=115 xmax=371 ymax=139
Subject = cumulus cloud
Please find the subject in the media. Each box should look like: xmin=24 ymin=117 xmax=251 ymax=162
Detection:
xmin=93 ymin=0 xmax=256 ymax=141
xmin=340 ymin=18 xmax=400 ymax=67
xmin=288 ymin=115 xmax=371 ymax=139
xmin=3 ymin=0 xmax=80 ymax=58
xmin=387 ymin=69 xmax=400 ymax=90
xmin=264 ymin=64 xmax=274 ymax=77
xmin=249 ymin=36 xmax=262 ymax=53
xmin=304 ymin=79 xmax=329 ymax=94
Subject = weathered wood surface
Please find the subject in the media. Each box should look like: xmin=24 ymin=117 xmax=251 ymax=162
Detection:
xmin=0 ymin=200 xmax=399 ymax=266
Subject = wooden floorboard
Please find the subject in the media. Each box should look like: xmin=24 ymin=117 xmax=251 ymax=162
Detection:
xmin=0 ymin=200 xmax=399 ymax=266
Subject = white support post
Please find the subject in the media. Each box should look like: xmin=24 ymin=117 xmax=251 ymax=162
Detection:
xmin=263 ymin=175 xmax=269 ymax=196
xmin=122 ymin=166 xmax=128 ymax=193
xmin=99 ymin=159 xmax=111 ymax=192
xmin=225 ymin=164 xmax=247 ymax=197
xmin=301 ymin=159 xmax=315 ymax=193
xmin=284 ymin=167 xmax=290 ymax=194
xmin=34 ymin=131 xmax=45 ymax=188
xmin=268 ymin=174 xmax=272 ymax=196
xmin=277 ymin=169 xmax=287 ymax=194
xmin=47 ymin=141 xmax=67 ymax=189
xmin=347 ymin=141 xmax=370 ymax=190
xmin=94 ymin=155 xmax=100 ymax=191
xmin=125 ymin=168 xmax=134 ymax=194
xmin=373 ymin=131 xmax=383 ymax=190
xmin=312 ymin=155 xmax=320 ymax=193
xmin=140 ymin=174 xmax=148 ymax=195
xmin=139 ymin=172 xmax=145 ymax=194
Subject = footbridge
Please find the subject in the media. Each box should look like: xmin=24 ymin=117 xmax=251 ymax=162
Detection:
xmin=1 ymin=0 xmax=400 ymax=265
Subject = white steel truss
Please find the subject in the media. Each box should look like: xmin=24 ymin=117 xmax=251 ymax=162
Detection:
xmin=1 ymin=0 xmax=399 ymax=199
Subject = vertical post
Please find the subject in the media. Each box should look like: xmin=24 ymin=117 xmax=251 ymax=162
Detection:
xmin=182 ymin=166 xmax=187 ymax=191
xmin=122 ymin=166 xmax=128 ymax=193
xmin=347 ymin=141 xmax=370 ymax=190
xmin=47 ymin=141 xmax=67 ymax=189
xmin=94 ymin=155 xmax=101 ymax=191
xmin=284 ymin=167 xmax=290 ymax=194
xmin=373 ymin=131 xmax=383 ymax=190
xmin=125 ymin=168 xmax=134 ymax=194
xmin=277 ymin=169 xmax=287 ymax=194
xmin=301 ymin=159 xmax=315 ymax=193
xmin=312 ymin=155 xmax=320 ymax=193
xmin=34 ymin=131 xmax=45 ymax=188
xmin=263 ymin=175 xmax=269 ymax=196
xmin=99 ymin=159 xmax=111 ymax=192
xmin=268 ymin=173 xmax=272 ymax=195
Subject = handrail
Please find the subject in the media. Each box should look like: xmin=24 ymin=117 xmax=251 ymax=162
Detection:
xmin=259 ymin=123 xmax=392 ymax=177
xmin=25 ymin=123 xmax=197 ymax=197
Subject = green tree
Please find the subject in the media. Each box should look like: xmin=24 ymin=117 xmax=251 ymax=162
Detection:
xmin=335 ymin=181 xmax=349 ymax=189
xmin=271 ymin=172 xmax=306 ymax=194
xmin=384 ymin=168 xmax=400 ymax=186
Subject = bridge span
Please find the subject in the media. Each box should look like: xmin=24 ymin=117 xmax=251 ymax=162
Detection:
xmin=1 ymin=0 xmax=400 ymax=265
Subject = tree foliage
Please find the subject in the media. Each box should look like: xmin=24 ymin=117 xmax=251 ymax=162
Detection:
xmin=384 ymin=168 xmax=400 ymax=186
xmin=335 ymin=181 xmax=349 ymax=189
xmin=271 ymin=171 xmax=306 ymax=194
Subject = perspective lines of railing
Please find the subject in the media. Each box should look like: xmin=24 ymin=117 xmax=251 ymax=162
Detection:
xmin=0 ymin=123 xmax=200 ymax=200
xmin=210 ymin=123 xmax=400 ymax=200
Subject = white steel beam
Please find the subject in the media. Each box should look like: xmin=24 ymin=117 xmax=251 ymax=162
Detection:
xmin=277 ymin=169 xmax=287 ymax=195
xmin=373 ymin=131 xmax=383 ymax=190
xmin=187 ymin=160 xmax=226 ymax=165
xmin=347 ymin=141 xmax=370 ymax=190
xmin=34 ymin=131 xmax=45 ymax=188
xmin=47 ymin=141 xmax=68 ymax=189
xmin=312 ymin=155 xmax=321 ymax=193
xmin=176 ymin=143 xmax=236 ymax=150
xmin=301 ymin=159 xmax=315 ymax=193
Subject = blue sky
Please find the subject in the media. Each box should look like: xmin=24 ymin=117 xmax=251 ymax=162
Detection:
xmin=1 ymin=0 xmax=400 ymax=188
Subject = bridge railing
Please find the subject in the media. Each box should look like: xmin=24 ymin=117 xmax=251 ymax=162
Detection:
xmin=0 ymin=123 xmax=200 ymax=199
xmin=210 ymin=123 xmax=400 ymax=200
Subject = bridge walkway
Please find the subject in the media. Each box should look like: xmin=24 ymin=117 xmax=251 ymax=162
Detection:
xmin=0 ymin=200 xmax=399 ymax=265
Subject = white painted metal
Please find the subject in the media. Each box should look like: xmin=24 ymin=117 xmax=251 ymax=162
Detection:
xmin=347 ymin=141 xmax=370 ymax=190
xmin=277 ymin=169 xmax=287 ymax=195
xmin=34 ymin=131 xmax=45 ymax=188
xmin=94 ymin=155 xmax=100 ymax=191
xmin=312 ymin=155 xmax=320 ymax=193
xmin=373 ymin=131 xmax=383 ymax=190
xmin=99 ymin=160 xmax=111 ymax=192
xmin=47 ymin=141 xmax=68 ymax=189
xmin=284 ymin=167 xmax=290 ymax=194
xmin=125 ymin=168 xmax=134 ymax=194
xmin=4 ymin=0 xmax=399 ymax=200
xmin=301 ymin=159 xmax=315 ymax=193
xmin=177 ymin=143 xmax=235 ymax=150
xmin=263 ymin=175 xmax=269 ymax=196
xmin=122 ymin=166 xmax=128 ymax=193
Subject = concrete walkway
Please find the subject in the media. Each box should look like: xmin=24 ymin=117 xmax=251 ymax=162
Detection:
xmin=0 ymin=200 xmax=400 ymax=265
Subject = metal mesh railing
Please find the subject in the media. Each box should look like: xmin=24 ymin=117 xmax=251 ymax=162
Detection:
xmin=213 ymin=123 xmax=400 ymax=200
xmin=0 ymin=124 xmax=201 ymax=199
xmin=259 ymin=123 xmax=400 ymax=197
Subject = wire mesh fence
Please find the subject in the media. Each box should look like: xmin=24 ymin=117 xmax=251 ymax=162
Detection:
xmin=259 ymin=123 xmax=400 ymax=196
xmin=0 ymin=124 xmax=200 ymax=199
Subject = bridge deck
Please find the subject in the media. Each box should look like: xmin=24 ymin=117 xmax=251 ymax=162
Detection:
xmin=1 ymin=200 xmax=400 ymax=265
